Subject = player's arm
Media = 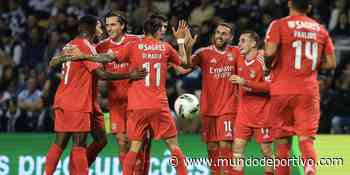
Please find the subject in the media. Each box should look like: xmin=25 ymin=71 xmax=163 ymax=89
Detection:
xmin=172 ymin=20 xmax=192 ymax=68
xmin=264 ymin=20 xmax=280 ymax=72
xmin=321 ymin=34 xmax=336 ymax=70
xmin=229 ymin=75 xmax=269 ymax=93
xmin=169 ymin=63 xmax=193 ymax=75
xmin=49 ymin=46 xmax=115 ymax=67
xmin=93 ymin=67 xmax=146 ymax=81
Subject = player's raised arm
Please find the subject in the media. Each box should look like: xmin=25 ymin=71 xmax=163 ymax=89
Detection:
xmin=172 ymin=20 xmax=190 ymax=67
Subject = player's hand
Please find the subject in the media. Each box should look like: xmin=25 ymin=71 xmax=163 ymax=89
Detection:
xmin=229 ymin=75 xmax=245 ymax=85
xmin=184 ymin=29 xmax=198 ymax=48
xmin=172 ymin=20 xmax=188 ymax=39
xmin=62 ymin=45 xmax=82 ymax=56
xmin=129 ymin=68 xmax=147 ymax=80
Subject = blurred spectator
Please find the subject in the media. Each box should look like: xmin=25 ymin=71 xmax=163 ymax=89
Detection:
xmin=331 ymin=12 xmax=350 ymax=38
xmin=330 ymin=61 xmax=350 ymax=134
xmin=43 ymin=30 xmax=61 ymax=66
xmin=329 ymin=0 xmax=348 ymax=31
xmin=310 ymin=0 xmax=330 ymax=25
xmin=1 ymin=0 xmax=26 ymax=35
xmin=214 ymin=0 xmax=239 ymax=22
xmin=21 ymin=27 xmax=46 ymax=67
xmin=189 ymin=0 xmax=214 ymax=26
xmin=0 ymin=85 xmax=11 ymax=131
xmin=17 ymin=76 xmax=44 ymax=131
xmin=170 ymin=0 xmax=195 ymax=19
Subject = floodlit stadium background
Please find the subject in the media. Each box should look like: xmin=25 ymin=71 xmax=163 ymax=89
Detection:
xmin=0 ymin=0 xmax=349 ymax=174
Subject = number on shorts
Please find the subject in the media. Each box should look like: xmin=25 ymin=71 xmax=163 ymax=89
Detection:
xmin=224 ymin=121 xmax=232 ymax=132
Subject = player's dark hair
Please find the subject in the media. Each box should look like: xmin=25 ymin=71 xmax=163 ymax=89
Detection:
xmin=217 ymin=22 xmax=234 ymax=35
xmin=143 ymin=17 xmax=163 ymax=36
xmin=150 ymin=14 xmax=167 ymax=22
xmin=291 ymin=0 xmax=311 ymax=13
xmin=78 ymin=15 xmax=98 ymax=37
xmin=105 ymin=11 xmax=127 ymax=32
xmin=241 ymin=30 xmax=262 ymax=49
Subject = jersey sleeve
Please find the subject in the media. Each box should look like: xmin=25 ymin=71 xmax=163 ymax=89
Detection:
xmin=265 ymin=20 xmax=281 ymax=44
xmin=167 ymin=43 xmax=182 ymax=66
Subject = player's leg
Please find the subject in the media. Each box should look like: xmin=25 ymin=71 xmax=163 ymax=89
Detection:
xmin=165 ymin=136 xmax=188 ymax=175
xmin=255 ymin=128 xmax=274 ymax=175
xmin=136 ymin=128 xmax=153 ymax=175
xmin=70 ymin=132 xmax=89 ymax=175
xmin=155 ymin=107 xmax=187 ymax=175
xmin=270 ymin=95 xmax=294 ymax=175
xmin=123 ymin=109 xmax=151 ymax=175
xmin=293 ymin=95 xmax=320 ymax=175
xmin=218 ymin=114 xmax=235 ymax=174
xmin=45 ymin=132 xmax=71 ymax=175
xmin=231 ymin=138 xmax=248 ymax=175
xmin=201 ymin=115 xmax=220 ymax=174
xmin=207 ymin=142 xmax=220 ymax=175
xmin=87 ymin=112 xmax=107 ymax=167
xmin=274 ymin=137 xmax=292 ymax=175
xmin=110 ymin=103 xmax=129 ymax=168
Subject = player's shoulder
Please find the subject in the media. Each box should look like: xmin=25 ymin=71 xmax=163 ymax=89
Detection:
xmin=125 ymin=34 xmax=143 ymax=40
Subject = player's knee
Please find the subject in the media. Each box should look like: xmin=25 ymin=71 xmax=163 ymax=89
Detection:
xmin=165 ymin=137 xmax=179 ymax=150
xmin=117 ymin=134 xmax=129 ymax=148
xmin=219 ymin=141 xmax=232 ymax=149
xmin=260 ymin=144 xmax=273 ymax=157
xmin=299 ymin=136 xmax=314 ymax=142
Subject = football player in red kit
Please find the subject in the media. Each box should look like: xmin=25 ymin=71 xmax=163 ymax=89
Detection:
xmin=112 ymin=18 xmax=195 ymax=175
xmin=230 ymin=31 xmax=273 ymax=175
xmin=190 ymin=23 xmax=240 ymax=174
xmin=264 ymin=0 xmax=336 ymax=174
xmin=95 ymin=12 xmax=146 ymax=174
xmin=44 ymin=15 xmax=146 ymax=175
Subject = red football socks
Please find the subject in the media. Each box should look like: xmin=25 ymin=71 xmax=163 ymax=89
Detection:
xmin=220 ymin=147 xmax=233 ymax=174
xmin=70 ymin=146 xmax=88 ymax=175
xmin=299 ymin=140 xmax=317 ymax=175
xmin=264 ymin=172 xmax=274 ymax=175
xmin=208 ymin=149 xmax=220 ymax=175
xmin=123 ymin=151 xmax=138 ymax=175
xmin=119 ymin=151 xmax=127 ymax=169
xmin=171 ymin=147 xmax=188 ymax=175
xmin=45 ymin=144 xmax=62 ymax=175
xmin=231 ymin=169 xmax=244 ymax=175
xmin=87 ymin=141 xmax=106 ymax=167
xmin=276 ymin=143 xmax=291 ymax=175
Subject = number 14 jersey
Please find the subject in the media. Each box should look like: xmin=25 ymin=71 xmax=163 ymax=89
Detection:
xmin=113 ymin=37 xmax=182 ymax=110
xmin=265 ymin=15 xmax=334 ymax=95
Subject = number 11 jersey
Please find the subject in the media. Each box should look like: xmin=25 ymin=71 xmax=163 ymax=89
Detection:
xmin=265 ymin=15 xmax=334 ymax=95
xmin=113 ymin=37 xmax=182 ymax=110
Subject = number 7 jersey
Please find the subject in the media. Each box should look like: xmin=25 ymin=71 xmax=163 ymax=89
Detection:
xmin=265 ymin=15 xmax=335 ymax=95
xmin=113 ymin=37 xmax=183 ymax=110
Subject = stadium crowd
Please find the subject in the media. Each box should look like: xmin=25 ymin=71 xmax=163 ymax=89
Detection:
xmin=0 ymin=0 xmax=349 ymax=133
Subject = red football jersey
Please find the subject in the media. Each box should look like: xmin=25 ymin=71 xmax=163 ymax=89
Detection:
xmin=191 ymin=45 xmax=240 ymax=116
xmin=265 ymin=15 xmax=335 ymax=95
xmin=96 ymin=35 xmax=140 ymax=104
xmin=114 ymin=37 xmax=183 ymax=109
xmin=54 ymin=38 xmax=102 ymax=112
xmin=236 ymin=52 xmax=270 ymax=127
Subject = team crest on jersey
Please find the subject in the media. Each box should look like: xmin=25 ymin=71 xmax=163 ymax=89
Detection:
xmin=210 ymin=58 xmax=217 ymax=64
xmin=238 ymin=67 xmax=243 ymax=72
xmin=227 ymin=53 xmax=235 ymax=61
xmin=138 ymin=44 xmax=144 ymax=50
xmin=249 ymin=70 xmax=256 ymax=78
